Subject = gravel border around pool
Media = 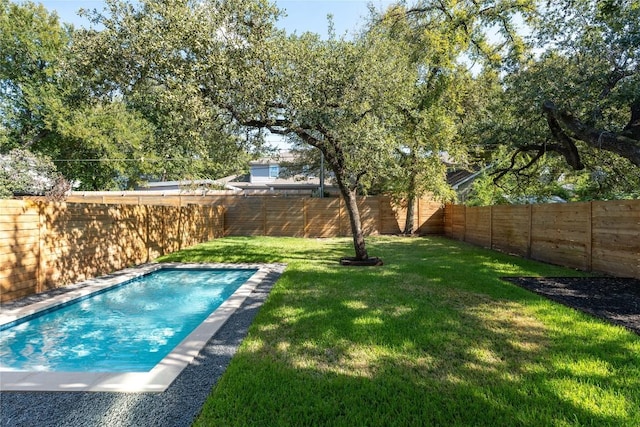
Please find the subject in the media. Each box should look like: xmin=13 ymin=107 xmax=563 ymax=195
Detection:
xmin=1 ymin=263 xmax=286 ymax=427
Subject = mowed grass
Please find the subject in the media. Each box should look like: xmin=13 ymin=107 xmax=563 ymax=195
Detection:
xmin=158 ymin=236 xmax=640 ymax=426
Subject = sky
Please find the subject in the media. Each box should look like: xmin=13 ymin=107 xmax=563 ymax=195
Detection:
xmin=35 ymin=0 xmax=397 ymax=37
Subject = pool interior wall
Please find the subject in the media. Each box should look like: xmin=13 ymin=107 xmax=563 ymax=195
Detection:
xmin=0 ymin=262 xmax=286 ymax=393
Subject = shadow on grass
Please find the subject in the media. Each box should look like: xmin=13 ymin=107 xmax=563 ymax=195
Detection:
xmin=157 ymin=236 xmax=352 ymax=265
xmin=184 ymin=236 xmax=640 ymax=426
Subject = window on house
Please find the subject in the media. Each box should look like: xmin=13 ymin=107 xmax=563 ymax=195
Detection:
xmin=269 ymin=165 xmax=279 ymax=178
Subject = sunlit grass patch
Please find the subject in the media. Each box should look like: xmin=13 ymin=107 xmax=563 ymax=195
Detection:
xmin=161 ymin=236 xmax=640 ymax=426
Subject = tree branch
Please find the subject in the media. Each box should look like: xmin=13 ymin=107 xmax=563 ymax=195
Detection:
xmin=544 ymin=106 xmax=584 ymax=170
xmin=624 ymin=98 xmax=640 ymax=137
xmin=491 ymin=143 xmax=548 ymax=182
xmin=543 ymin=100 xmax=640 ymax=168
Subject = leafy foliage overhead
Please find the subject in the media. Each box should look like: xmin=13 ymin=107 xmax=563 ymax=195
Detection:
xmin=493 ymin=0 xmax=639 ymax=175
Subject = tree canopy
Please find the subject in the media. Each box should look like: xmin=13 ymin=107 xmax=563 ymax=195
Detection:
xmin=470 ymin=0 xmax=640 ymax=201
xmin=1 ymin=0 xmax=638 ymax=256
xmin=536 ymin=0 xmax=640 ymax=168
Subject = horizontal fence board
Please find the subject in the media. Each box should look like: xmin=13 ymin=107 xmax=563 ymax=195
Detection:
xmin=0 ymin=264 xmax=38 ymax=281
xmin=592 ymin=227 xmax=640 ymax=236
xmin=531 ymin=243 xmax=588 ymax=270
xmin=1 ymin=276 xmax=38 ymax=294
xmin=0 ymin=208 xmax=40 ymax=218
xmin=2 ymin=287 xmax=38 ymax=302
xmin=0 ymin=219 xmax=40 ymax=232
xmin=0 ymin=233 xmax=39 ymax=249
xmin=592 ymin=249 xmax=639 ymax=278
xmin=0 ymin=249 xmax=38 ymax=266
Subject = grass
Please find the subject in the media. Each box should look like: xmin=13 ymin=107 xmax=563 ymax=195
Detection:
xmin=157 ymin=236 xmax=640 ymax=426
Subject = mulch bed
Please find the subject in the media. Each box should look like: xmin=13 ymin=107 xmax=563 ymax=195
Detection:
xmin=502 ymin=276 xmax=640 ymax=335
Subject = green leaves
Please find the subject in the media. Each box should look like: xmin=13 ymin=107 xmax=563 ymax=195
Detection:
xmin=1 ymin=0 xmax=69 ymax=148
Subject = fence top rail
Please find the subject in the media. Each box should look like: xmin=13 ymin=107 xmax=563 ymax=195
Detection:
xmin=68 ymin=190 xmax=241 ymax=197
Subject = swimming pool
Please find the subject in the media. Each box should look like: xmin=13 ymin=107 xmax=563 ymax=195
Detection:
xmin=0 ymin=263 xmax=284 ymax=392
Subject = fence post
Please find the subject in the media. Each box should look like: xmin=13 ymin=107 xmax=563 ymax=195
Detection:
xmin=416 ymin=197 xmax=421 ymax=235
xmin=489 ymin=205 xmax=494 ymax=246
xmin=145 ymin=205 xmax=150 ymax=263
xmin=303 ymin=199 xmax=309 ymax=238
xmin=221 ymin=205 xmax=226 ymax=238
xmin=527 ymin=204 xmax=533 ymax=258
xmin=378 ymin=197 xmax=383 ymax=235
xmin=586 ymin=201 xmax=593 ymax=271
xmin=463 ymin=205 xmax=467 ymax=242
xmin=161 ymin=206 xmax=166 ymax=256
xmin=262 ymin=197 xmax=267 ymax=235
xmin=339 ymin=197 xmax=343 ymax=237
xmin=37 ymin=201 xmax=45 ymax=294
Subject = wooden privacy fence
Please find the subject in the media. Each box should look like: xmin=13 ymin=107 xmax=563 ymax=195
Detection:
xmin=0 ymin=200 xmax=224 ymax=302
xmin=67 ymin=193 xmax=445 ymax=238
xmin=444 ymin=200 xmax=640 ymax=279
xmin=220 ymin=196 xmax=443 ymax=237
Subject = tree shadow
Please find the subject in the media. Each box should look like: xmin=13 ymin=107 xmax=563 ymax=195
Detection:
xmin=193 ymin=236 xmax=640 ymax=425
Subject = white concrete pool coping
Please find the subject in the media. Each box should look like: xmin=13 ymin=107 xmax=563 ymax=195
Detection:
xmin=0 ymin=262 xmax=285 ymax=393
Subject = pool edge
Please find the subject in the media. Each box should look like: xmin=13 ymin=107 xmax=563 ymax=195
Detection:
xmin=0 ymin=262 xmax=286 ymax=393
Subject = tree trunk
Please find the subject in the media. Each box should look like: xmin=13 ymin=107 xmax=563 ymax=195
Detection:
xmin=403 ymin=172 xmax=417 ymax=235
xmin=338 ymin=184 xmax=369 ymax=260
xmin=403 ymin=196 xmax=416 ymax=235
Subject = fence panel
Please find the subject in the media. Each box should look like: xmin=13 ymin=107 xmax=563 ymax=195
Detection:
xmin=379 ymin=198 xmax=404 ymax=235
xmin=306 ymin=198 xmax=342 ymax=237
xmin=530 ymin=203 xmax=591 ymax=271
xmin=417 ymin=200 xmax=446 ymax=235
xmin=358 ymin=198 xmax=381 ymax=236
xmin=40 ymin=203 xmax=146 ymax=292
xmin=222 ymin=197 xmax=266 ymax=236
xmin=444 ymin=204 xmax=465 ymax=240
xmin=491 ymin=205 xmax=530 ymax=257
xmin=266 ymin=198 xmax=306 ymax=237
xmin=444 ymin=201 xmax=640 ymax=279
xmin=465 ymin=206 xmax=491 ymax=248
xmin=591 ymin=200 xmax=640 ymax=278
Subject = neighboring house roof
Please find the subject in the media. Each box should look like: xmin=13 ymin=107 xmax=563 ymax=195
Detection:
xmin=138 ymin=177 xmax=238 ymax=192
xmin=225 ymin=175 xmax=323 ymax=191
xmin=447 ymin=169 xmax=477 ymax=188
xmin=446 ymin=165 xmax=490 ymax=202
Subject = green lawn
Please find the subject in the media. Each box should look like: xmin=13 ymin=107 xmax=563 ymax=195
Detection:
xmin=158 ymin=236 xmax=640 ymax=426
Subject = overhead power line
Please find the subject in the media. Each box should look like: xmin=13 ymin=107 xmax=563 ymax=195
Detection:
xmin=51 ymin=158 xmax=204 ymax=162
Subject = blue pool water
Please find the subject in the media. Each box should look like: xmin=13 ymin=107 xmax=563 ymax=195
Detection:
xmin=0 ymin=268 xmax=257 ymax=372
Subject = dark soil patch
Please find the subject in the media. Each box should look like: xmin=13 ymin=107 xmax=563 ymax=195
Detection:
xmin=339 ymin=257 xmax=384 ymax=266
xmin=502 ymin=276 xmax=640 ymax=335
